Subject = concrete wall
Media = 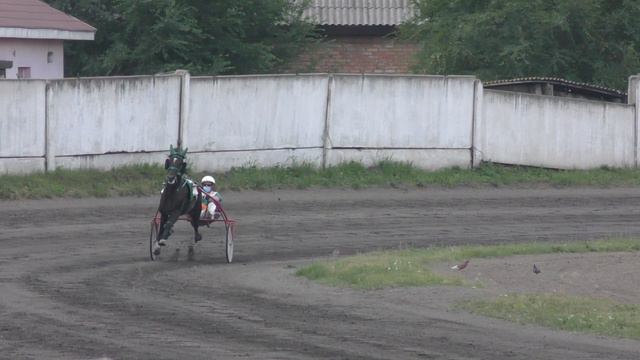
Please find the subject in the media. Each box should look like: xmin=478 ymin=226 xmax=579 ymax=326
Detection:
xmin=3 ymin=72 xmax=640 ymax=175
xmin=46 ymin=75 xmax=182 ymax=170
xmin=0 ymin=39 xmax=63 ymax=79
xmin=0 ymin=80 xmax=47 ymax=174
xmin=186 ymin=75 xmax=328 ymax=170
xmin=186 ymin=74 xmax=474 ymax=171
xmin=482 ymin=90 xmax=635 ymax=169
xmin=326 ymin=74 xmax=475 ymax=168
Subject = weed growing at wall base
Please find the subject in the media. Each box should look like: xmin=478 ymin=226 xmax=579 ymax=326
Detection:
xmin=0 ymin=164 xmax=166 ymax=200
xmin=3 ymin=162 xmax=640 ymax=200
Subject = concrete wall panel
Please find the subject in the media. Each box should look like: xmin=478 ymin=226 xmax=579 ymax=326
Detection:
xmin=328 ymin=75 xmax=475 ymax=148
xmin=54 ymin=152 xmax=168 ymax=171
xmin=187 ymin=148 xmax=323 ymax=172
xmin=482 ymin=90 xmax=635 ymax=169
xmin=0 ymin=80 xmax=46 ymax=157
xmin=47 ymin=75 xmax=181 ymax=157
xmin=187 ymin=75 xmax=328 ymax=151
xmin=0 ymin=158 xmax=45 ymax=175
xmin=326 ymin=149 xmax=471 ymax=169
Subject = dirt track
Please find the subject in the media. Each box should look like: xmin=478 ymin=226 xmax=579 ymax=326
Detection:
xmin=1 ymin=187 xmax=640 ymax=359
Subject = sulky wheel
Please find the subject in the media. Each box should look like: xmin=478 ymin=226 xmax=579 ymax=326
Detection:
xmin=225 ymin=223 xmax=234 ymax=263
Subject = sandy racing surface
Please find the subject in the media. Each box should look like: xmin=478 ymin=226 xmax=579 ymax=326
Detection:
xmin=1 ymin=187 xmax=640 ymax=359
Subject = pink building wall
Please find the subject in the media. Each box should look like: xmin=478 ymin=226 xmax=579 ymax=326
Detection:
xmin=0 ymin=38 xmax=63 ymax=79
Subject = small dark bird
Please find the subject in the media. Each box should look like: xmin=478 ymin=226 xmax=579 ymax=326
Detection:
xmin=533 ymin=264 xmax=541 ymax=274
xmin=451 ymin=260 xmax=469 ymax=271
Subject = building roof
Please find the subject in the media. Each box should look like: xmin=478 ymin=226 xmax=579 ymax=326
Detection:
xmin=0 ymin=0 xmax=95 ymax=40
xmin=302 ymin=0 xmax=415 ymax=26
xmin=484 ymin=77 xmax=626 ymax=97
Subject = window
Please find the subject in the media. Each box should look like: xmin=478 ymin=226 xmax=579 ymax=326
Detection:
xmin=47 ymin=51 xmax=54 ymax=63
xmin=17 ymin=67 xmax=31 ymax=79
xmin=0 ymin=60 xmax=11 ymax=78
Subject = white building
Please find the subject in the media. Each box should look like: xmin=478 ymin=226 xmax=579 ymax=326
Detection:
xmin=0 ymin=0 xmax=95 ymax=79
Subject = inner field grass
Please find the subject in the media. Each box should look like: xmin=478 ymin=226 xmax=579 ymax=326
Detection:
xmin=458 ymin=294 xmax=640 ymax=340
xmin=3 ymin=161 xmax=640 ymax=200
xmin=294 ymin=238 xmax=640 ymax=290
xmin=295 ymin=239 xmax=640 ymax=340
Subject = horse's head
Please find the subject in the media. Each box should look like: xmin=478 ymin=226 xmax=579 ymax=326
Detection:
xmin=164 ymin=156 xmax=186 ymax=185
xmin=164 ymin=145 xmax=188 ymax=185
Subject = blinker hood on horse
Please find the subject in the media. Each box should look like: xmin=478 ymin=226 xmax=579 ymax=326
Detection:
xmin=156 ymin=145 xmax=203 ymax=249
xmin=164 ymin=144 xmax=188 ymax=184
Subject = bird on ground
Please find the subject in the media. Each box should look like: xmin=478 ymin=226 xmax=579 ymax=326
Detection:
xmin=533 ymin=264 xmax=541 ymax=274
xmin=451 ymin=260 xmax=469 ymax=271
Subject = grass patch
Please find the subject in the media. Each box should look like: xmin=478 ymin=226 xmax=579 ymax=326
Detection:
xmin=295 ymin=238 xmax=640 ymax=290
xmin=4 ymin=161 xmax=640 ymax=199
xmin=297 ymin=239 xmax=640 ymax=339
xmin=296 ymin=238 xmax=640 ymax=339
xmin=458 ymin=294 xmax=640 ymax=340
xmin=296 ymin=252 xmax=466 ymax=289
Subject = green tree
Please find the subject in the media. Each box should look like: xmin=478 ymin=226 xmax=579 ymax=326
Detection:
xmin=45 ymin=0 xmax=316 ymax=76
xmin=401 ymin=0 xmax=640 ymax=90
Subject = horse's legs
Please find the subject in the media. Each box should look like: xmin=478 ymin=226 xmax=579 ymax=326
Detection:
xmin=157 ymin=213 xmax=168 ymax=245
xmin=189 ymin=194 xmax=202 ymax=243
xmin=191 ymin=218 xmax=202 ymax=243
xmin=188 ymin=201 xmax=202 ymax=243
xmin=160 ymin=212 xmax=180 ymax=243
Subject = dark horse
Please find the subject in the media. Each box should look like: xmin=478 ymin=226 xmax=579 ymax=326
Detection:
xmin=154 ymin=145 xmax=202 ymax=256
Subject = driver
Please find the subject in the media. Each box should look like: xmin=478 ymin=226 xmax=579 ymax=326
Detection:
xmin=200 ymin=175 xmax=222 ymax=219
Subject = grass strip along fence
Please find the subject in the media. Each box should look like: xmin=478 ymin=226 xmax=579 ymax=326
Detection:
xmin=4 ymin=161 xmax=640 ymax=200
xmin=295 ymin=238 xmax=640 ymax=340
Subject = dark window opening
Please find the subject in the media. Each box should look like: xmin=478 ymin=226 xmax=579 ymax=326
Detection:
xmin=0 ymin=60 xmax=13 ymax=79
xmin=17 ymin=67 xmax=31 ymax=79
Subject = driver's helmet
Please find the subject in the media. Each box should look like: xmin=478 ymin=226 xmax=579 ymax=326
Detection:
xmin=201 ymin=175 xmax=215 ymax=185
xmin=201 ymin=176 xmax=216 ymax=192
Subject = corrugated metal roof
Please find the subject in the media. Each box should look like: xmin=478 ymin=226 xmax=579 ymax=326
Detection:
xmin=0 ymin=0 xmax=95 ymax=33
xmin=302 ymin=0 xmax=415 ymax=26
xmin=484 ymin=77 xmax=626 ymax=96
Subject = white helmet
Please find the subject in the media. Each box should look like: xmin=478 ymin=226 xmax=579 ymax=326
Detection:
xmin=201 ymin=175 xmax=215 ymax=185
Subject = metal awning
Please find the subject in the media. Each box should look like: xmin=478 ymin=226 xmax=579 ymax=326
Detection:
xmin=0 ymin=60 xmax=12 ymax=69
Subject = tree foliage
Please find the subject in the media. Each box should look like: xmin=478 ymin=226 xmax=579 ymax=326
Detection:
xmin=45 ymin=0 xmax=316 ymax=76
xmin=401 ymin=0 xmax=640 ymax=90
